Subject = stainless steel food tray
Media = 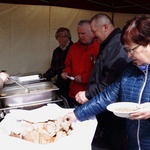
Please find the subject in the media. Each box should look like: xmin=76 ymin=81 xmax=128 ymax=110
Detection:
xmin=0 ymin=81 xmax=59 ymax=108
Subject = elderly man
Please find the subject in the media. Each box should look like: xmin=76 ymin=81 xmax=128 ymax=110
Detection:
xmin=43 ymin=27 xmax=73 ymax=99
xmin=61 ymin=20 xmax=100 ymax=108
xmin=43 ymin=27 xmax=73 ymax=98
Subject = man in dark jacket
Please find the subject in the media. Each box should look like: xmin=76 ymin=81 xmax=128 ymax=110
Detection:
xmin=75 ymin=13 xmax=131 ymax=150
xmin=43 ymin=27 xmax=73 ymax=99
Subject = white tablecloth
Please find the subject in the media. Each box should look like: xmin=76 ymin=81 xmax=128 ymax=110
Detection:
xmin=0 ymin=104 xmax=97 ymax=150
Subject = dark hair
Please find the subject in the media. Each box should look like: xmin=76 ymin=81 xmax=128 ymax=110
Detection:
xmin=121 ymin=14 xmax=150 ymax=46
xmin=55 ymin=27 xmax=71 ymax=40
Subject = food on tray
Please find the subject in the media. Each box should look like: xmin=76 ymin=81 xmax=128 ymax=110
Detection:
xmin=9 ymin=118 xmax=73 ymax=144
xmin=0 ymin=87 xmax=55 ymax=97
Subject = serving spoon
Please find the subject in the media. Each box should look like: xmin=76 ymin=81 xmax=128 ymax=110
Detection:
xmin=9 ymin=77 xmax=30 ymax=93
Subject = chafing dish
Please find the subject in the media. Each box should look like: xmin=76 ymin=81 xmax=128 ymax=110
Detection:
xmin=0 ymin=81 xmax=59 ymax=109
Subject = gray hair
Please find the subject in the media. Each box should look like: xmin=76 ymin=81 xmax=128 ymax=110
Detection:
xmin=78 ymin=20 xmax=90 ymax=26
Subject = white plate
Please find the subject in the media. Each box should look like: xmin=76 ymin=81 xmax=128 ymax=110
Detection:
xmin=107 ymin=102 xmax=139 ymax=118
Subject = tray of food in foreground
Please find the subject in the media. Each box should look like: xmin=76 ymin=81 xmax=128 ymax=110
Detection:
xmin=0 ymin=104 xmax=97 ymax=150
xmin=107 ymin=102 xmax=139 ymax=118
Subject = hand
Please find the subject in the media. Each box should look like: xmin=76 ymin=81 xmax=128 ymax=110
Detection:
xmin=0 ymin=72 xmax=9 ymax=83
xmin=129 ymin=102 xmax=150 ymax=120
xmin=74 ymin=75 xmax=81 ymax=83
xmin=63 ymin=112 xmax=77 ymax=125
xmin=61 ymin=72 xmax=68 ymax=80
xmin=75 ymin=91 xmax=89 ymax=104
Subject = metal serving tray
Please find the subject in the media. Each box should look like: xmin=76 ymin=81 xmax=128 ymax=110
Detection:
xmin=0 ymin=82 xmax=59 ymax=108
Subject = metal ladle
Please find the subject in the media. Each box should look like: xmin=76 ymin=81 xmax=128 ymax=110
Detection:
xmin=10 ymin=77 xmax=30 ymax=93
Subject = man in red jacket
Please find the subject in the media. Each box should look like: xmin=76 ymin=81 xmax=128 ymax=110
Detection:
xmin=61 ymin=20 xmax=100 ymax=108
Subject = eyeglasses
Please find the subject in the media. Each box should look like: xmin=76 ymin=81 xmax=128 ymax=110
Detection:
xmin=124 ymin=45 xmax=140 ymax=53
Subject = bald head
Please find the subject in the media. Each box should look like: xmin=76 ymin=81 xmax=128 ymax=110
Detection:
xmin=90 ymin=13 xmax=114 ymax=27
xmin=90 ymin=13 xmax=114 ymax=43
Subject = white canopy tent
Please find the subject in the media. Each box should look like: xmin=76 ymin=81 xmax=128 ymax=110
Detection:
xmin=0 ymin=2 xmax=143 ymax=75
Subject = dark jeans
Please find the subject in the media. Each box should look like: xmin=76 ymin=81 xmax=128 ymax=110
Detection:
xmin=97 ymin=126 xmax=128 ymax=150
xmin=95 ymin=112 xmax=128 ymax=150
